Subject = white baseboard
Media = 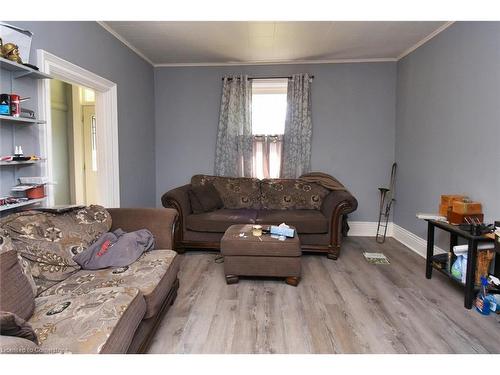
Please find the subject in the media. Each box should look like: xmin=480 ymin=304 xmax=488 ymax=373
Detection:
xmin=391 ymin=223 xmax=446 ymax=257
xmin=349 ymin=221 xmax=445 ymax=259
xmin=348 ymin=221 xmax=392 ymax=237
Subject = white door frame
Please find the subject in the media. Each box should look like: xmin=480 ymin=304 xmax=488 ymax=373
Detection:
xmin=37 ymin=49 xmax=120 ymax=207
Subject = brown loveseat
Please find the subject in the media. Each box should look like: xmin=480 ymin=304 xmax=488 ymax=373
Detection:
xmin=0 ymin=206 xmax=180 ymax=354
xmin=162 ymin=174 xmax=357 ymax=259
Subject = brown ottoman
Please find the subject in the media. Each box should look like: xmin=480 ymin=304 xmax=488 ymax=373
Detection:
xmin=221 ymin=224 xmax=301 ymax=286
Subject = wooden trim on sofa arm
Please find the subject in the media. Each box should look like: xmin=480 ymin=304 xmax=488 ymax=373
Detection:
xmin=163 ymin=197 xmax=186 ymax=253
xmin=328 ymin=200 xmax=356 ymax=260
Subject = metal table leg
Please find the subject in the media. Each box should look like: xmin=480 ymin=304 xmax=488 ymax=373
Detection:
xmin=426 ymin=221 xmax=435 ymax=279
xmin=464 ymin=239 xmax=478 ymax=309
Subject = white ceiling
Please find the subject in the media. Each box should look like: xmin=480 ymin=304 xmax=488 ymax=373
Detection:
xmin=101 ymin=21 xmax=451 ymax=66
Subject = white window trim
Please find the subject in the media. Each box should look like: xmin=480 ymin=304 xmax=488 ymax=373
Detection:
xmin=37 ymin=50 xmax=120 ymax=208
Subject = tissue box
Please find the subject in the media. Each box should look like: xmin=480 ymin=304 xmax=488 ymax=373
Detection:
xmin=270 ymin=225 xmax=295 ymax=238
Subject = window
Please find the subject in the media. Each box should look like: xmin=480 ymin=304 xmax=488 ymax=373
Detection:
xmin=251 ymin=79 xmax=288 ymax=179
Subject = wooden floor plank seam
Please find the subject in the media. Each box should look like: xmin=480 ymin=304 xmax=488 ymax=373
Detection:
xmin=149 ymin=237 xmax=500 ymax=354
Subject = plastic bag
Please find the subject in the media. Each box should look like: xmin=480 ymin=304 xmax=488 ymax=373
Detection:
xmin=451 ymin=256 xmax=463 ymax=281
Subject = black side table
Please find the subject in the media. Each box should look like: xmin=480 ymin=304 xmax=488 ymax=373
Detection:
xmin=425 ymin=219 xmax=495 ymax=309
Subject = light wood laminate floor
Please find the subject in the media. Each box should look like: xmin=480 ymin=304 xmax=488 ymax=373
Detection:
xmin=148 ymin=237 xmax=500 ymax=354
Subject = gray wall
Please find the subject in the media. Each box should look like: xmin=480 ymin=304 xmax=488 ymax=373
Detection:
xmin=154 ymin=63 xmax=397 ymax=221
xmin=6 ymin=21 xmax=156 ymax=207
xmin=395 ymin=22 xmax=500 ymax=239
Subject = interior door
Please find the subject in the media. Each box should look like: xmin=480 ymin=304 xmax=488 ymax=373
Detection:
xmin=82 ymin=105 xmax=98 ymax=204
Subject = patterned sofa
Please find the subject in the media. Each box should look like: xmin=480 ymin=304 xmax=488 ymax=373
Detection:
xmin=0 ymin=206 xmax=180 ymax=354
xmin=163 ymin=174 xmax=358 ymax=260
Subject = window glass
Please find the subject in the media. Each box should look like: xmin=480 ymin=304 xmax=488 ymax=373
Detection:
xmin=251 ymin=79 xmax=288 ymax=135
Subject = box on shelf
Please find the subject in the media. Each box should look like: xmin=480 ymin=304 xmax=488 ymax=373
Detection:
xmin=448 ymin=212 xmax=484 ymax=225
xmin=439 ymin=195 xmax=466 ymax=221
xmin=441 ymin=194 xmax=466 ymax=206
xmin=452 ymin=201 xmax=482 ymax=215
xmin=439 ymin=204 xmax=451 ymax=218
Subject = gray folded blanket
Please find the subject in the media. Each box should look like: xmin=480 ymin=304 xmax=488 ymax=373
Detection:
xmin=73 ymin=228 xmax=155 ymax=270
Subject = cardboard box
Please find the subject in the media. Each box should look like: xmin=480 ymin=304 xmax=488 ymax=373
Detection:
xmin=452 ymin=201 xmax=482 ymax=215
xmin=448 ymin=212 xmax=484 ymax=225
xmin=439 ymin=204 xmax=451 ymax=218
xmin=440 ymin=194 xmax=466 ymax=205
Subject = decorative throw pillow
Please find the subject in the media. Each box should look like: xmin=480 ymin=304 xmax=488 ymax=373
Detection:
xmin=188 ymin=190 xmax=205 ymax=214
xmin=191 ymin=175 xmax=261 ymax=209
xmin=260 ymin=179 xmax=329 ymax=210
xmin=0 ymin=205 xmax=112 ymax=295
xmin=0 ymin=248 xmax=35 ymax=320
xmin=188 ymin=184 xmax=223 ymax=213
xmin=0 ymin=311 xmax=38 ymax=344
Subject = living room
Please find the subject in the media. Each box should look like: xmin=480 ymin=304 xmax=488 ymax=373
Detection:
xmin=1 ymin=0 xmax=499 ymax=373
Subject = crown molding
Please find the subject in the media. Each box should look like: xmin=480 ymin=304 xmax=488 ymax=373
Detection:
xmin=397 ymin=21 xmax=455 ymax=60
xmin=96 ymin=21 xmax=154 ymax=66
xmin=153 ymin=58 xmax=397 ymax=68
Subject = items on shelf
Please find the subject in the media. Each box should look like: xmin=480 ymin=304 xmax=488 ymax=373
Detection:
xmin=0 ymin=41 xmax=22 ymax=63
xmin=14 ymin=145 xmax=23 ymax=156
xmin=1 ymin=145 xmax=41 ymax=163
xmin=10 ymin=93 xmax=20 ymax=116
xmin=450 ymin=244 xmax=495 ymax=285
xmin=0 ymin=93 xmax=33 ymax=118
xmin=0 ymin=93 xmax=9 ymax=115
xmin=20 ymin=107 xmax=35 ymax=118
xmin=439 ymin=194 xmax=484 ymax=224
xmin=0 ymin=22 xmax=33 ymax=65
xmin=0 ymin=196 xmax=29 ymax=206
xmin=1 ymin=155 xmax=41 ymax=162
xmin=11 ymin=177 xmax=48 ymax=200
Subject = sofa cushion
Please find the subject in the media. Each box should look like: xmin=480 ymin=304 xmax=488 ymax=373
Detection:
xmin=256 ymin=210 xmax=329 ymax=234
xmin=29 ymin=287 xmax=146 ymax=354
xmin=0 ymin=311 xmax=38 ymax=344
xmin=260 ymin=179 xmax=329 ymax=210
xmin=38 ymin=250 xmax=179 ymax=319
xmin=186 ymin=209 xmax=258 ymax=233
xmin=0 ymin=248 xmax=35 ymax=320
xmin=0 ymin=205 xmax=112 ymax=295
xmin=191 ymin=175 xmax=261 ymax=209
xmin=188 ymin=183 xmax=223 ymax=213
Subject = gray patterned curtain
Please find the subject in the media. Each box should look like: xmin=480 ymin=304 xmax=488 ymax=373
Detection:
xmin=281 ymin=73 xmax=313 ymax=178
xmin=214 ymin=75 xmax=253 ymax=177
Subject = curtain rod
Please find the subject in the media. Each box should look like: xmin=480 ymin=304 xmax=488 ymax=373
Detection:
xmin=222 ymin=75 xmax=314 ymax=81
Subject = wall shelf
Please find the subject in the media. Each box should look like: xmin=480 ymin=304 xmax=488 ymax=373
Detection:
xmin=0 ymin=159 xmax=44 ymax=166
xmin=0 ymin=198 xmax=45 ymax=212
xmin=0 ymin=115 xmax=46 ymax=125
xmin=0 ymin=57 xmax=52 ymax=80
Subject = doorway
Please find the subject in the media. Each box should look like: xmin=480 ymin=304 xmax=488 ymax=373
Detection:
xmin=49 ymin=80 xmax=98 ymax=205
xmin=38 ymin=50 xmax=120 ymax=207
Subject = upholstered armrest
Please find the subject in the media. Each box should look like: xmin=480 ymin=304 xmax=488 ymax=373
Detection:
xmin=320 ymin=190 xmax=358 ymax=259
xmin=107 ymin=208 xmax=178 ymax=250
xmin=161 ymin=185 xmax=192 ymax=250
xmin=321 ymin=190 xmax=358 ymax=219
xmin=161 ymin=184 xmax=192 ymax=226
